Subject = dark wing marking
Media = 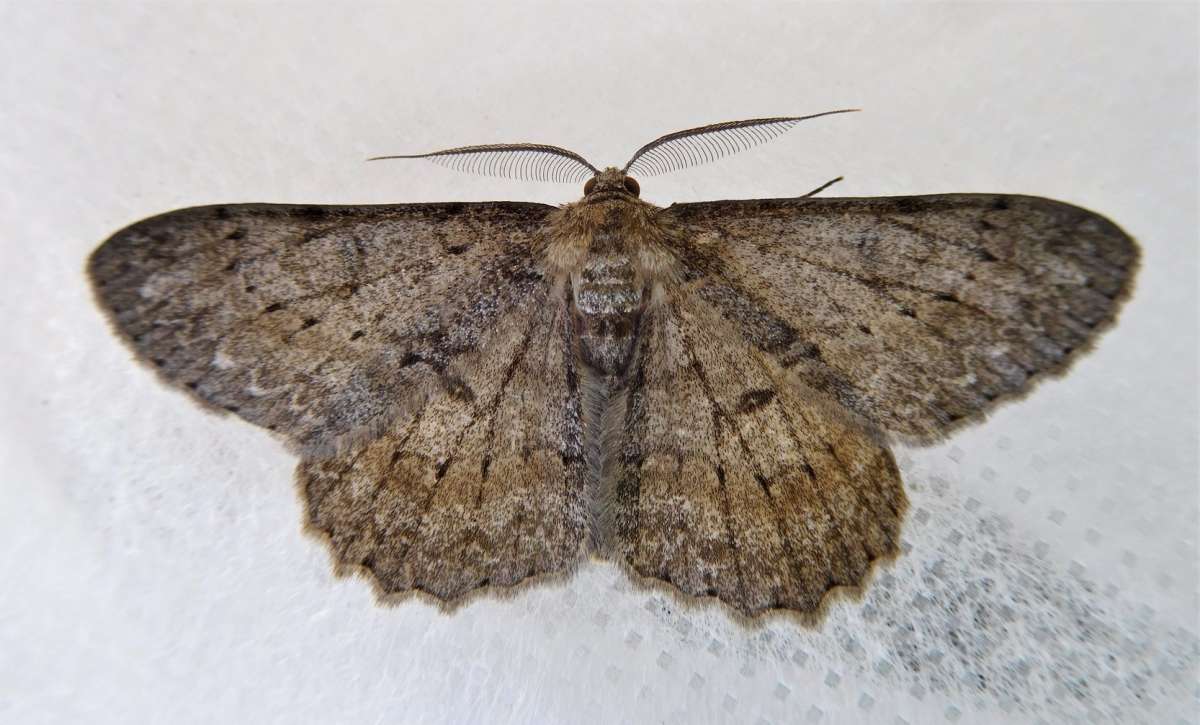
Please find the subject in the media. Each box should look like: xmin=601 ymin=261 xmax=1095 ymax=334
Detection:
xmin=660 ymin=194 xmax=1139 ymax=442
xmin=597 ymin=293 xmax=905 ymax=617
xmin=88 ymin=201 xmax=555 ymax=455
xmin=300 ymin=289 xmax=589 ymax=602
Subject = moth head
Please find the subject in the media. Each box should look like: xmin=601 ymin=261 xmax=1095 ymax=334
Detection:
xmin=583 ymin=168 xmax=640 ymax=200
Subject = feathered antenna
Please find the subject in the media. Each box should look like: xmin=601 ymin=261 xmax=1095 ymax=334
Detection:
xmin=621 ymin=110 xmax=859 ymax=177
xmin=368 ymin=143 xmax=598 ymax=183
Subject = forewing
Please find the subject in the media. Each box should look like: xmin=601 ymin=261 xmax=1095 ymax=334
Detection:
xmin=299 ymin=288 xmax=588 ymax=602
xmin=599 ymin=294 xmax=905 ymax=617
xmin=662 ymin=194 xmax=1139 ymax=441
xmin=88 ymin=201 xmax=554 ymax=454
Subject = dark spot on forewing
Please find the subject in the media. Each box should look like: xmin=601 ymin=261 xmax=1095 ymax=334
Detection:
xmin=442 ymin=374 xmax=476 ymax=403
xmin=296 ymin=205 xmax=327 ymax=219
xmin=893 ymin=197 xmax=928 ymax=214
xmin=424 ymin=202 xmax=465 ymax=222
xmin=565 ymin=357 xmax=579 ymax=394
xmin=754 ymin=474 xmax=773 ymax=497
xmin=435 ymin=458 xmax=452 ymax=480
xmin=736 ymin=388 xmax=776 ymax=414
xmin=699 ymin=283 xmax=798 ymax=353
xmin=780 ymin=341 xmax=824 ymax=368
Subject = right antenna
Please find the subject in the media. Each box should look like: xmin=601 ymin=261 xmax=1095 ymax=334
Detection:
xmin=621 ymin=109 xmax=860 ymax=178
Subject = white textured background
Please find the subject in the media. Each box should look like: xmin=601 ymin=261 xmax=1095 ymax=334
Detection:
xmin=1 ymin=3 xmax=1196 ymax=724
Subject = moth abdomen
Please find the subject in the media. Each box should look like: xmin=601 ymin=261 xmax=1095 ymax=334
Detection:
xmin=569 ymin=252 xmax=648 ymax=375
xmin=574 ymin=258 xmax=640 ymax=316
xmin=573 ymin=308 xmax=644 ymax=375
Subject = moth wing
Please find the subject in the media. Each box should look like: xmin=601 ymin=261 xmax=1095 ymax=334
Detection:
xmin=661 ymin=194 xmax=1139 ymax=442
xmin=598 ymin=294 xmax=906 ymax=617
xmin=88 ymin=201 xmax=554 ymax=455
xmin=299 ymin=286 xmax=590 ymax=602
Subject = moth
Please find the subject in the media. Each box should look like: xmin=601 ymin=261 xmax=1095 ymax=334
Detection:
xmin=88 ymin=112 xmax=1138 ymax=617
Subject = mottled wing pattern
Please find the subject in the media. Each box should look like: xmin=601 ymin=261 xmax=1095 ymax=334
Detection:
xmin=88 ymin=202 xmax=554 ymax=454
xmin=600 ymin=294 xmax=905 ymax=617
xmin=662 ymin=195 xmax=1138 ymax=441
xmin=299 ymin=287 xmax=590 ymax=601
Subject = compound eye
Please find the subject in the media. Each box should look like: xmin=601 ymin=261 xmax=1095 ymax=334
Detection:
xmin=584 ymin=177 xmax=597 ymax=195
xmin=623 ymin=176 xmax=640 ymax=197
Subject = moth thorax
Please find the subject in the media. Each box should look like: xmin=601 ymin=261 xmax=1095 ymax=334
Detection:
xmin=571 ymin=253 xmax=645 ymax=375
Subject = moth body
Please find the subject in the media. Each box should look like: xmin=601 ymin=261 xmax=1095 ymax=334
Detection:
xmin=551 ymin=168 xmax=670 ymax=376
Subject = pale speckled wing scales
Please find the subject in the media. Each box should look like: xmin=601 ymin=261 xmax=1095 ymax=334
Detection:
xmin=88 ymin=201 xmax=554 ymax=455
xmin=661 ymin=194 xmax=1139 ymax=442
xmin=299 ymin=286 xmax=589 ymax=601
xmin=600 ymin=293 xmax=906 ymax=617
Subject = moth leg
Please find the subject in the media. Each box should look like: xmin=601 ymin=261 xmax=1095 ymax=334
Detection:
xmin=801 ymin=176 xmax=844 ymax=198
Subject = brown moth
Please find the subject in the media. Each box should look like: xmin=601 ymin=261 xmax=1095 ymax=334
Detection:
xmin=88 ymin=112 xmax=1138 ymax=618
